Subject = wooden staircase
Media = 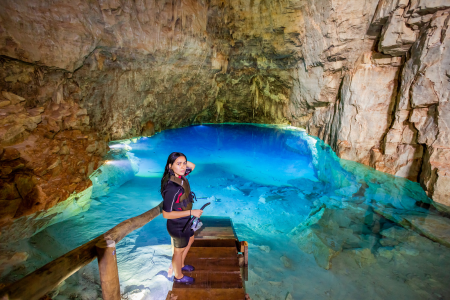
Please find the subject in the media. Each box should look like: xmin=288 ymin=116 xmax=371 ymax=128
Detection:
xmin=166 ymin=216 xmax=248 ymax=300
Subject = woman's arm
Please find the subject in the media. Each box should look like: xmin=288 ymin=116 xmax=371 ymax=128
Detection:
xmin=163 ymin=210 xmax=190 ymax=219
xmin=163 ymin=209 xmax=203 ymax=219
xmin=187 ymin=161 xmax=196 ymax=172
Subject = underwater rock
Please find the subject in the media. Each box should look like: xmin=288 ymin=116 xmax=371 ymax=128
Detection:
xmin=407 ymin=214 xmax=450 ymax=248
xmin=381 ymin=226 xmax=410 ymax=242
xmin=375 ymin=208 xmax=450 ymax=248
xmin=289 ymin=206 xmax=356 ymax=269
xmin=292 ymin=226 xmax=341 ymax=270
xmin=377 ymin=247 xmax=395 ymax=260
xmin=280 ymin=255 xmax=292 ymax=269
xmin=335 ymin=185 xmax=361 ymax=198
xmin=350 ymin=248 xmax=376 ymax=268
xmin=396 ymin=245 xmax=419 ymax=256
xmin=258 ymin=245 xmax=271 ymax=253
xmin=90 ymin=142 xmax=139 ymax=199
xmin=0 ymin=251 xmax=28 ymax=277
xmin=379 ymin=238 xmax=400 ymax=247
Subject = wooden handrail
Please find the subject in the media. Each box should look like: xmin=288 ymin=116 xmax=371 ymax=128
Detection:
xmin=0 ymin=201 xmax=163 ymax=300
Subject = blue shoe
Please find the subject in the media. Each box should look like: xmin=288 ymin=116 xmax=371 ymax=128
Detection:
xmin=174 ymin=275 xmax=195 ymax=284
xmin=182 ymin=265 xmax=195 ymax=272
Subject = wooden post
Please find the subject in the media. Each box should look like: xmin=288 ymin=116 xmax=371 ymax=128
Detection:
xmin=240 ymin=241 xmax=248 ymax=266
xmin=96 ymin=239 xmax=121 ymax=300
xmin=240 ymin=241 xmax=249 ymax=281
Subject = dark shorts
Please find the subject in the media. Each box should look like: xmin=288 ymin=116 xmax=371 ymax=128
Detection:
xmin=167 ymin=217 xmax=195 ymax=248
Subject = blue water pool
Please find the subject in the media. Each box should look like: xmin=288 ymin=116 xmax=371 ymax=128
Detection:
xmin=5 ymin=124 xmax=450 ymax=300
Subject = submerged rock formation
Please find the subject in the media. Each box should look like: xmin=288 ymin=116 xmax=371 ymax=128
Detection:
xmin=0 ymin=0 xmax=449 ymax=238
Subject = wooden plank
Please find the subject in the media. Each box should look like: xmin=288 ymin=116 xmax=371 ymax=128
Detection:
xmin=196 ymin=227 xmax=235 ymax=234
xmin=184 ymin=257 xmax=240 ymax=273
xmin=167 ymin=288 xmax=246 ymax=300
xmin=187 ymin=247 xmax=237 ymax=260
xmin=194 ymin=216 xmax=237 ymax=240
xmin=241 ymin=266 xmax=248 ymax=282
xmin=241 ymin=241 xmax=248 ymax=266
xmin=195 ymin=235 xmax=236 ymax=240
xmin=195 ymin=228 xmax=235 ymax=239
xmin=192 ymin=239 xmax=237 ymax=248
xmin=195 ymin=233 xmax=235 ymax=239
xmin=173 ymin=271 xmax=243 ymax=289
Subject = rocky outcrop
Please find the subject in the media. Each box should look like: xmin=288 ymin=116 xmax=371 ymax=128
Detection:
xmin=0 ymin=89 xmax=108 ymax=240
xmin=372 ymin=8 xmax=450 ymax=210
xmin=301 ymin=1 xmax=450 ymax=211
xmin=329 ymin=53 xmax=401 ymax=166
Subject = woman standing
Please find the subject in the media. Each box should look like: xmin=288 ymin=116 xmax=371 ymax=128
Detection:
xmin=161 ymin=152 xmax=203 ymax=284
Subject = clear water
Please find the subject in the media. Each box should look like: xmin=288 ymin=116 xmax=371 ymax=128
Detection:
xmin=4 ymin=124 xmax=450 ymax=300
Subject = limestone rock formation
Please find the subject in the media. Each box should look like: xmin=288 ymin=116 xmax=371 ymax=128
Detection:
xmin=0 ymin=88 xmax=108 ymax=239
xmin=378 ymin=7 xmax=417 ymax=56
xmin=329 ymin=53 xmax=400 ymax=166
xmin=300 ymin=1 xmax=450 ymax=211
xmin=374 ymin=8 xmax=450 ymax=210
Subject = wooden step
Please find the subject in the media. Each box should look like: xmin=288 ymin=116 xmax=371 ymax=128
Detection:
xmin=167 ymin=288 xmax=246 ymax=300
xmin=184 ymin=257 xmax=240 ymax=272
xmin=169 ymin=217 xmax=247 ymax=300
xmin=186 ymin=247 xmax=237 ymax=260
xmin=192 ymin=238 xmax=238 ymax=248
xmin=173 ymin=270 xmax=243 ymax=289
xmin=195 ymin=226 xmax=236 ymax=239
xmin=194 ymin=216 xmax=237 ymax=240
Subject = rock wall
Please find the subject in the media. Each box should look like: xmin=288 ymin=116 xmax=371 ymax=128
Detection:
xmin=0 ymin=59 xmax=108 ymax=238
xmin=1 ymin=0 xmax=449 ymax=237
xmin=0 ymin=0 xmax=218 ymax=236
xmin=298 ymin=0 xmax=450 ymax=211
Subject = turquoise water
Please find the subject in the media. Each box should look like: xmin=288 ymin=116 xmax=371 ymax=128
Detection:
xmin=5 ymin=124 xmax=450 ymax=300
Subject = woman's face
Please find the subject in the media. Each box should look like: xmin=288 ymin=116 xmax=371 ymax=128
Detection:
xmin=169 ymin=156 xmax=187 ymax=177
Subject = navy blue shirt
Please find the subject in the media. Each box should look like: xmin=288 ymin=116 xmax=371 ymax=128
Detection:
xmin=162 ymin=167 xmax=192 ymax=212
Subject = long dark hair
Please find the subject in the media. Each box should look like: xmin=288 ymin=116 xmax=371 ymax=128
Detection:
xmin=160 ymin=152 xmax=187 ymax=198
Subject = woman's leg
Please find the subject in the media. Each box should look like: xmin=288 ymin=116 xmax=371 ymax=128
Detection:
xmin=181 ymin=235 xmax=195 ymax=268
xmin=168 ymin=238 xmax=174 ymax=276
xmin=172 ymin=247 xmax=185 ymax=279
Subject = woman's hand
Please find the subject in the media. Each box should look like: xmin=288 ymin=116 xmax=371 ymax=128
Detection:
xmin=187 ymin=161 xmax=196 ymax=172
xmin=191 ymin=209 xmax=203 ymax=218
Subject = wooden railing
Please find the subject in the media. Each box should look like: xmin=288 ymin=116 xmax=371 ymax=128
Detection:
xmin=0 ymin=201 xmax=164 ymax=300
